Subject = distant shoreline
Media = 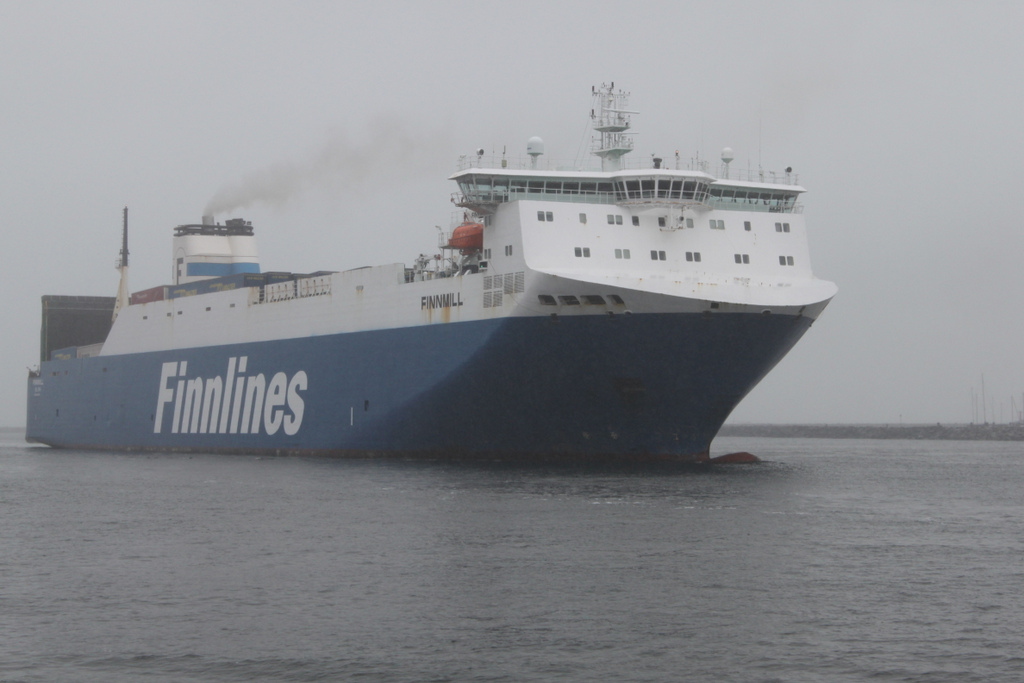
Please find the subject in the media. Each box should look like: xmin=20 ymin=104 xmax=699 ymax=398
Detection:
xmin=720 ymin=423 xmax=1024 ymax=441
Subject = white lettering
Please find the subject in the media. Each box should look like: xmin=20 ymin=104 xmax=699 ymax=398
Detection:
xmin=172 ymin=377 xmax=186 ymax=433
xmin=182 ymin=377 xmax=203 ymax=434
xmin=200 ymin=376 xmax=223 ymax=434
xmin=263 ymin=372 xmax=288 ymax=435
xmin=154 ymin=361 xmax=178 ymax=433
xmin=241 ymin=373 xmax=266 ymax=435
xmin=284 ymin=371 xmax=308 ymax=436
xmin=229 ymin=357 xmax=248 ymax=434
xmin=219 ymin=357 xmax=237 ymax=434
xmin=155 ymin=357 xmax=308 ymax=438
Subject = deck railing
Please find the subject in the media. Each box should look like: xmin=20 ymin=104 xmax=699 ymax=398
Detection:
xmin=453 ymin=154 xmax=800 ymax=186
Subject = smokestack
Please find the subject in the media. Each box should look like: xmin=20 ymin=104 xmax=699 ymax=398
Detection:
xmin=202 ymin=214 xmax=214 ymax=226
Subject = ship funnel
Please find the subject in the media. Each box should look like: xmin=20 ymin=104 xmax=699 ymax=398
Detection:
xmin=172 ymin=217 xmax=260 ymax=285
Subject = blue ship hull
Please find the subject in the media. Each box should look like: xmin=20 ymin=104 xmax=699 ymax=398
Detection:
xmin=26 ymin=312 xmax=814 ymax=461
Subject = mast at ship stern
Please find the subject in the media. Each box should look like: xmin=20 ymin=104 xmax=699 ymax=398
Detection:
xmin=113 ymin=206 xmax=129 ymax=321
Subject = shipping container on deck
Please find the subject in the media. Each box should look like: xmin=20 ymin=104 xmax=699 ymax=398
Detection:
xmin=168 ymin=273 xmax=266 ymax=299
xmin=129 ymin=285 xmax=168 ymax=305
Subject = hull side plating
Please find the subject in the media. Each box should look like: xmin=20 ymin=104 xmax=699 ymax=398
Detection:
xmin=26 ymin=312 xmax=812 ymax=460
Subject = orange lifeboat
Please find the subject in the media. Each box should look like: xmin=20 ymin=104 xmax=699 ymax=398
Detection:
xmin=447 ymin=222 xmax=483 ymax=251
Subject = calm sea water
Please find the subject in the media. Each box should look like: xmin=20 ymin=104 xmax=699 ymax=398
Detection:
xmin=2 ymin=429 xmax=1023 ymax=682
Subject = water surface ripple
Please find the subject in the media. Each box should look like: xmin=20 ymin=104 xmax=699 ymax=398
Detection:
xmin=2 ymin=432 xmax=1023 ymax=682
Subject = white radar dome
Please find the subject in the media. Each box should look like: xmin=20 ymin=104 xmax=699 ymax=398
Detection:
xmin=527 ymin=136 xmax=545 ymax=156
xmin=721 ymin=147 xmax=734 ymax=164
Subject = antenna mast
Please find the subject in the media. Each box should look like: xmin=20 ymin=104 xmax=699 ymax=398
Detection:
xmin=120 ymin=206 xmax=129 ymax=268
xmin=590 ymin=83 xmax=636 ymax=171
xmin=113 ymin=206 xmax=130 ymax=321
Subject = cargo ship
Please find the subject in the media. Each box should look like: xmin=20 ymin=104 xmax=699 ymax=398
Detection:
xmin=26 ymin=85 xmax=836 ymax=461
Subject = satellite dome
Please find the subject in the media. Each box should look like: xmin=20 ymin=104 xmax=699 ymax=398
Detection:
xmin=527 ymin=136 xmax=545 ymax=156
xmin=721 ymin=147 xmax=734 ymax=164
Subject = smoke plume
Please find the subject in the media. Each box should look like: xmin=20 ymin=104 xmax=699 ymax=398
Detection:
xmin=203 ymin=118 xmax=450 ymax=217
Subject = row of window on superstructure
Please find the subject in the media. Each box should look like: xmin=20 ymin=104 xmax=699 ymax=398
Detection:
xmin=462 ymin=175 xmax=711 ymax=203
xmin=708 ymin=187 xmax=799 ymax=212
xmin=543 ymin=211 xmax=793 ymax=234
xmin=461 ymin=175 xmax=798 ymax=212
xmin=572 ymin=247 xmax=795 ymax=266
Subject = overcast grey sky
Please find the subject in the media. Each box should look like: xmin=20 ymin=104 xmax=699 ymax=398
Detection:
xmin=2 ymin=0 xmax=1022 ymax=427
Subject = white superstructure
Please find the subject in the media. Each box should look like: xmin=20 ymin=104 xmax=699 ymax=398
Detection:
xmin=101 ymin=83 xmax=834 ymax=357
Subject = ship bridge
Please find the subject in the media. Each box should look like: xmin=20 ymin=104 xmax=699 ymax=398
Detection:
xmin=450 ymin=167 xmax=716 ymax=215
xmin=451 ymin=83 xmax=804 ymax=215
xmin=451 ymin=166 xmax=804 ymax=215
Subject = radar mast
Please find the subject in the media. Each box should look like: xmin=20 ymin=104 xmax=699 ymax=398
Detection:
xmin=591 ymin=83 xmax=636 ymax=171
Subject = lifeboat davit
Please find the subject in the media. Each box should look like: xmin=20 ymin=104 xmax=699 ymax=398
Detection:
xmin=447 ymin=222 xmax=483 ymax=251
